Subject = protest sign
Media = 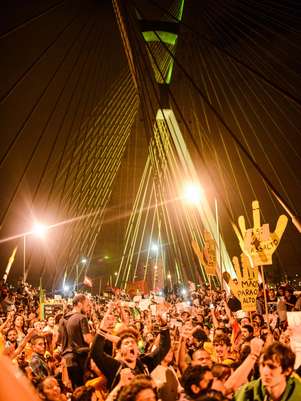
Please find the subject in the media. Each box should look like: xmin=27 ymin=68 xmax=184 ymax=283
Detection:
xmin=227 ymin=254 xmax=258 ymax=312
xmin=287 ymin=312 xmax=301 ymax=369
xmin=192 ymin=231 xmax=217 ymax=276
xmin=139 ymin=299 xmax=150 ymax=311
xmin=233 ymin=200 xmax=288 ymax=266
xmin=43 ymin=303 xmax=64 ymax=320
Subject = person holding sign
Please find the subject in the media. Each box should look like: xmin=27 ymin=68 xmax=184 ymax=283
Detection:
xmin=223 ymin=254 xmax=258 ymax=313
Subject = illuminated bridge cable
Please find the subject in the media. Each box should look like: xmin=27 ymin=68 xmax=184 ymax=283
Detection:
xmin=0 ymin=13 xmax=95 ymax=226
xmin=140 ymin=13 xmax=301 ymax=231
xmin=0 ymin=8 xmax=81 ymax=105
xmin=148 ymin=0 xmax=301 ymax=108
xmin=0 ymin=0 xmax=67 ymax=39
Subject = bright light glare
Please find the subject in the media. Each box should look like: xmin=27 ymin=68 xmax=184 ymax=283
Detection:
xmin=81 ymin=258 xmax=87 ymax=264
xmin=167 ymin=274 xmax=171 ymax=279
xmin=181 ymin=288 xmax=187 ymax=296
xmin=150 ymin=243 xmax=159 ymax=253
xmin=32 ymin=223 xmax=48 ymax=238
xmin=63 ymin=284 xmax=70 ymax=292
xmin=183 ymin=183 xmax=204 ymax=204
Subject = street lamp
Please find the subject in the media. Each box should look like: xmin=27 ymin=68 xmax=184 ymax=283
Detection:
xmin=31 ymin=223 xmax=48 ymax=238
xmin=150 ymin=242 xmax=159 ymax=254
xmin=181 ymin=183 xmax=224 ymax=290
xmin=183 ymin=182 xmax=204 ymax=204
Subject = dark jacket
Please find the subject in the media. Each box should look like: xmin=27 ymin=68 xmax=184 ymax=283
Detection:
xmin=29 ymin=353 xmax=50 ymax=382
xmin=91 ymin=327 xmax=171 ymax=389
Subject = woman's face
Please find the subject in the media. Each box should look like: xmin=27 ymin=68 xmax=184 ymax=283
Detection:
xmin=42 ymin=378 xmax=61 ymax=401
xmin=136 ymin=388 xmax=156 ymax=401
xmin=14 ymin=315 xmax=24 ymax=329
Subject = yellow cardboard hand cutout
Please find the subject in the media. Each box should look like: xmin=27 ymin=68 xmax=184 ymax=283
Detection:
xmin=192 ymin=231 xmax=216 ymax=276
xmin=233 ymin=200 xmax=288 ymax=266
xmin=226 ymin=254 xmax=258 ymax=312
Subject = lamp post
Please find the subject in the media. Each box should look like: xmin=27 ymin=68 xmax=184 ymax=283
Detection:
xmin=23 ymin=222 xmax=48 ymax=283
xmin=167 ymin=273 xmax=172 ymax=289
xmin=182 ymin=182 xmax=224 ymax=289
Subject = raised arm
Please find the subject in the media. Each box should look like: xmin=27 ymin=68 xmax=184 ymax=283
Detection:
xmin=225 ymin=337 xmax=263 ymax=392
xmin=90 ymin=333 xmax=121 ymax=387
xmin=142 ymin=324 xmax=171 ymax=371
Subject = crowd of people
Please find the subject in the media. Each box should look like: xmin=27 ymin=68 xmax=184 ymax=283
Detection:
xmin=0 ymin=278 xmax=301 ymax=401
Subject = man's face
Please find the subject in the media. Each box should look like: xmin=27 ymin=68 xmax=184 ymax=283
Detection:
xmin=7 ymin=330 xmax=17 ymax=343
xmin=120 ymin=337 xmax=138 ymax=363
xmin=42 ymin=377 xmax=61 ymax=401
xmin=194 ymin=371 xmax=214 ymax=393
xmin=192 ymin=349 xmax=212 ymax=367
xmin=34 ymin=321 xmax=43 ymax=332
xmin=32 ymin=338 xmax=45 ymax=355
xmin=136 ymin=388 xmax=156 ymax=401
xmin=48 ymin=317 xmax=55 ymax=327
xmin=106 ymin=313 xmax=116 ymax=330
xmin=214 ymin=341 xmax=228 ymax=359
xmin=241 ymin=317 xmax=250 ymax=326
xmin=80 ymin=299 xmax=90 ymax=314
xmin=241 ymin=328 xmax=250 ymax=340
xmin=260 ymin=357 xmax=288 ymax=391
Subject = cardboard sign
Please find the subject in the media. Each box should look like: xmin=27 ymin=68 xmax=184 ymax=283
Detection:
xmin=287 ymin=312 xmax=301 ymax=369
xmin=150 ymin=304 xmax=157 ymax=316
xmin=139 ymin=299 xmax=150 ymax=311
xmin=192 ymin=231 xmax=216 ymax=276
xmin=43 ymin=303 xmax=64 ymax=320
xmin=233 ymin=200 xmax=288 ymax=266
xmin=230 ymin=254 xmax=258 ymax=312
xmin=133 ymin=295 xmax=142 ymax=303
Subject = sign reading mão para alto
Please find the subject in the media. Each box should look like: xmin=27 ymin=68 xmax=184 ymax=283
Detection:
xmin=230 ymin=254 xmax=258 ymax=312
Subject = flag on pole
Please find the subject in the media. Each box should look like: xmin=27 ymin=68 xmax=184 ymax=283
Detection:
xmin=83 ymin=275 xmax=93 ymax=288
xmin=3 ymin=246 xmax=18 ymax=282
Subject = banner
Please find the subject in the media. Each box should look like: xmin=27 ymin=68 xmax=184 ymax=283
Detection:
xmin=233 ymin=200 xmax=288 ymax=266
xmin=3 ymin=247 xmax=18 ymax=282
xmin=126 ymin=280 xmax=148 ymax=296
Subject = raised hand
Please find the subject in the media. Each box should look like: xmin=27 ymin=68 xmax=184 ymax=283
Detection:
xmin=225 ymin=253 xmax=258 ymax=312
xmin=233 ymin=200 xmax=288 ymax=265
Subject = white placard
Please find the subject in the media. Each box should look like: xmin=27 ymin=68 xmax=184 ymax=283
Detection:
xmin=139 ymin=299 xmax=150 ymax=311
xmin=287 ymin=311 xmax=301 ymax=369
